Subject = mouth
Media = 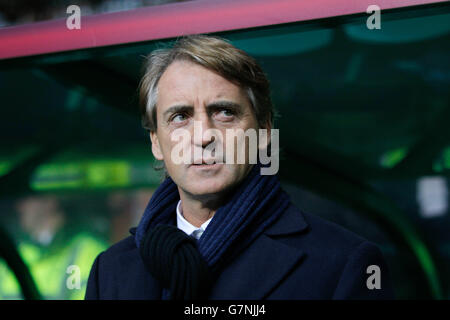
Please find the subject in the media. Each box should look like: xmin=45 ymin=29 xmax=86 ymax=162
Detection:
xmin=189 ymin=160 xmax=224 ymax=169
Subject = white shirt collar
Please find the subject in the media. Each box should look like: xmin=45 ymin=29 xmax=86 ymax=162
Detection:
xmin=176 ymin=200 xmax=212 ymax=240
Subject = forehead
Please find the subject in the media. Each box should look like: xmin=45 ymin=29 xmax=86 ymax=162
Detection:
xmin=156 ymin=60 xmax=247 ymax=107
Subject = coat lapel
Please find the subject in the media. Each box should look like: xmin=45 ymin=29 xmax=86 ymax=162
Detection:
xmin=209 ymin=204 xmax=309 ymax=299
xmin=126 ymin=228 xmax=162 ymax=299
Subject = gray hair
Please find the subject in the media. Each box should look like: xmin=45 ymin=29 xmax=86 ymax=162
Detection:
xmin=138 ymin=34 xmax=276 ymax=178
xmin=138 ymin=34 xmax=274 ymax=133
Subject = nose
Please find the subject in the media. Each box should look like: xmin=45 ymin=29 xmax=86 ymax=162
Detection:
xmin=192 ymin=111 xmax=215 ymax=148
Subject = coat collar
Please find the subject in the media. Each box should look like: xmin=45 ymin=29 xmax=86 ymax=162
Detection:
xmin=210 ymin=203 xmax=310 ymax=299
xmin=264 ymin=202 xmax=309 ymax=236
xmin=129 ymin=202 xmax=309 ymax=237
xmin=130 ymin=203 xmax=310 ymax=300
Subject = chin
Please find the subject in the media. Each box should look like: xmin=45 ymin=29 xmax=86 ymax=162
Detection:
xmin=170 ymin=164 xmax=249 ymax=197
xmin=185 ymin=178 xmax=230 ymax=196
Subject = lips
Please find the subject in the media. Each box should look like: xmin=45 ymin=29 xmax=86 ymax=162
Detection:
xmin=191 ymin=162 xmax=221 ymax=167
xmin=191 ymin=158 xmax=223 ymax=165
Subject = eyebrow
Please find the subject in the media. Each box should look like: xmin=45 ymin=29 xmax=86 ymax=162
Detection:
xmin=163 ymin=100 xmax=243 ymax=118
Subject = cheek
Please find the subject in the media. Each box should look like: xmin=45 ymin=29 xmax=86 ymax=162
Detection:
xmin=158 ymin=137 xmax=171 ymax=157
xmin=157 ymin=128 xmax=176 ymax=155
xmin=159 ymin=130 xmax=192 ymax=166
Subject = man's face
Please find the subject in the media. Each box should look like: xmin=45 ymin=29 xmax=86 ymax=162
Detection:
xmin=150 ymin=60 xmax=262 ymax=198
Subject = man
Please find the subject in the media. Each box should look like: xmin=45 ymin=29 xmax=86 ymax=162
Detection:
xmin=0 ymin=196 xmax=107 ymax=299
xmin=85 ymin=34 xmax=394 ymax=300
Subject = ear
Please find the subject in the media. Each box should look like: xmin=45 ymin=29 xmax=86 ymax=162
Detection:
xmin=150 ymin=131 xmax=164 ymax=160
xmin=259 ymin=119 xmax=272 ymax=150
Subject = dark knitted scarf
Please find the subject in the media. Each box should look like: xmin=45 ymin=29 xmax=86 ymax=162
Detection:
xmin=135 ymin=163 xmax=291 ymax=300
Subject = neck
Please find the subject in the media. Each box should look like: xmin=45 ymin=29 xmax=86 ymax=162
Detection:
xmin=178 ymin=187 xmax=232 ymax=228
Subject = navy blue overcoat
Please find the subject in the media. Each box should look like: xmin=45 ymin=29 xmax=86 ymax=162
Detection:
xmin=85 ymin=203 xmax=394 ymax=299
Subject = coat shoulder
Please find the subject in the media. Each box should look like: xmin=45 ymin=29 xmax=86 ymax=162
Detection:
xmin=301 ymin=207 xmax=367 ymax=248
xmin=86 ymin=234 xmax=161 ymax=300
xmin=276 ymin=203 xmax=369 ymax=251
xmin=101 ymin=234 xmax=137 ymax=260
xmin=265 ymin=203 xmax=394 ymax=299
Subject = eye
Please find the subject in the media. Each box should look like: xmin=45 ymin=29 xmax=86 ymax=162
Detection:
xmin=222 ymin=109 xmax=234 ymax=116
xmin=217 ymin=108 xmax=235 ymax=118
xmin=170 ymin=113 xmax=188 ymax=123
